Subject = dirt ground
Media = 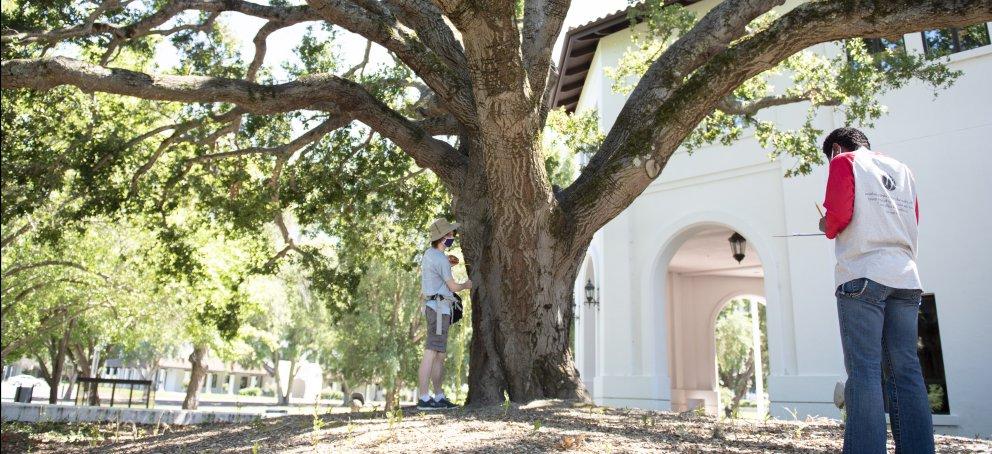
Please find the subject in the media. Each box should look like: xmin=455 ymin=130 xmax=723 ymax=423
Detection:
xmin=2 ymin=400 xmax=990 ymax=453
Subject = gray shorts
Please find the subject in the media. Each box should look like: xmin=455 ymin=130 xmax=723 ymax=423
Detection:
xmin=425 ymin=306 xmax=451 ymax=353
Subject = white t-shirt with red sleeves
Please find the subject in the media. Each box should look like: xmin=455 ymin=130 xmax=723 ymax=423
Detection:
xmin=823 ymin=148 xmax=921 ymax=290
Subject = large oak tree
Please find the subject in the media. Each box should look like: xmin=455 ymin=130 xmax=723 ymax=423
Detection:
xmin=3 ymin=0 xmax=990 ymax=405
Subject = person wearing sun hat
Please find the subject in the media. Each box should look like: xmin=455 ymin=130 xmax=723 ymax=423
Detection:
xmin=416 ymin=218 xmax=472 ymax=410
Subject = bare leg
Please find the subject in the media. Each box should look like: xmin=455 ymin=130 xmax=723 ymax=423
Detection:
xmin=418 ymin=349 xmax=436 ymax=398
xmin=431 ymin=352 xmax=446 ymax=396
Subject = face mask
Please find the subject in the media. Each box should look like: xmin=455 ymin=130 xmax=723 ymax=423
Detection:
xmin=831 ymin=144 xmax=843 ymax=160
xmin=444 ymin=237 xmax=455 ymax=247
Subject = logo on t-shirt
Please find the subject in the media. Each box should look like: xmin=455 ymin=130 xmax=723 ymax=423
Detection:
xmin=881 ymin=174 xmax=897 ymax=191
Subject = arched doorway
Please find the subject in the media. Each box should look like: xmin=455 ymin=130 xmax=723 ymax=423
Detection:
xmin=663 ymin=226 xmax=766 ymax=415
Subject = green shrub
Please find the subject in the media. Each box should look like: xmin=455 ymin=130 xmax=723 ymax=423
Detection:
xmin=238 ymin=387 xmax=262 ymax=397
xmin=320 ymin=389 xmax=343 ymax=401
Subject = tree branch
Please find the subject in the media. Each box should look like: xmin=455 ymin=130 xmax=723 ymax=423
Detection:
xmin=522 ymin=0 xmax=571 ymax=97
xmin=307 ymin=0 xmax=477 ymax=129
xmin=185 ymin=116 xmax=345 ymax=164
xmin=1 ymin=0 xmax=320 ymax=45
xmin=129 ymin=108 xmax=245 ymax=195
xmin=562 ymin=0 xmax=992 ymax=244
xmin=1 ymin=260 xmax=111 ymax=280
xmin=1 ymin=57 xmax=464 ymax=179
xmin=716 ymin=91 xmax=841 ymax=116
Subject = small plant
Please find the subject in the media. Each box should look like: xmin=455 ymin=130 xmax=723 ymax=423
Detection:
xmin=502 ymin=392 xmax=512 ymax=416
xmin=311 ymin=408 xmax=326 ymax=445
xmin=387 ymin=408 xmax=404 ymax=429
xmin=251 ymin=442 xmax=260 ymax=454
xmin=532 ymin=420 xmax=543 ymax=432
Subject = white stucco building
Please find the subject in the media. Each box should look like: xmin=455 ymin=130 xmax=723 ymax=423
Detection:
xmin=559 ymin=2 xmax=992 ymax=437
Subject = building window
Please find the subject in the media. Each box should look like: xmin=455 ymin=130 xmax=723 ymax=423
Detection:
xmin=922 ymin=23 xmax=991 ymax=58
xmin=917 ymin=294 xmax=950 ymax=414
xmin=865 ymin=36 xmax=906 ymax=55
xmin=847 ymin=36 xmax=906 ymax=70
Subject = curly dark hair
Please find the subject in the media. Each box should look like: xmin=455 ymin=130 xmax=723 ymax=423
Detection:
xmin=822 ymin=127 xmax=871 ymax=161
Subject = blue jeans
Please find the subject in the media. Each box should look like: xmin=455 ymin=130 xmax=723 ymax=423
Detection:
xmin=837 ymin=278 xmax=934 ymax=454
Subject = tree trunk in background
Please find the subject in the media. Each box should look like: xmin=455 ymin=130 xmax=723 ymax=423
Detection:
xmin=726 ymin=351 xmax=756 ymax=418
xmin=48 ymin=318 xmax=74 ymax=404
xmin=69 ymin=342 xmax=102 ymax=405
xmin=265 ymin=355 xmax=285 ymax=406
xmin=384 ymin=377 xmax=398 ymax=412
xmin=182 ymin=344 xmax=208 ymax=410
xmin=339 ymin=380 xmax=350 ymax=407
xmin=278 ymin=359 xmax=298 ymax=406
xmin=62 ymin=369 xmax=77 ymax=400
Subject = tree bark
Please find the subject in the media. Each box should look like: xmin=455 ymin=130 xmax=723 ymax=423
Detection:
xmin=182 ymin=344 xmax=208 ymax=410
xmin=339 ymin=379 xmax=350 ymax=407
xmin=48 ymin=317 xmax=74 ymax=404
xmin=278 ymin=358 xmax=299 ymax=406
xmin=726 ymin=350 xmax=756 ymax=418
xmin=62 ymin=368 xmax=77 ymax=401
xmin=456 ymin=184 xmax=589 ymax=405
xmin=384 ymin=375 xmax=400 ymax=412
xmin=264 ymin=354 xmax=285 ymax=405
xmin=68 ymin=342 xmax=102 ymax=405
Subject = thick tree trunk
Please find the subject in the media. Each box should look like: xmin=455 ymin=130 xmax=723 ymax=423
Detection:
xmin=457 ymin=186 xmax=589 ymax=405
xmin=182 ymin=344 xmax=208 ymax=410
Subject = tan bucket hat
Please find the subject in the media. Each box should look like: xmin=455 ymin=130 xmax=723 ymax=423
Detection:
xmin=428 ymin=218 xmax=460 ymax=242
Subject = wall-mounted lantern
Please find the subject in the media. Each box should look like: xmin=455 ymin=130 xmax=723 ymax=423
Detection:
xmin=729 ymin=232 xmax=746 ymax=264
xmin=584 ymin=279 xmax=599 ymax=308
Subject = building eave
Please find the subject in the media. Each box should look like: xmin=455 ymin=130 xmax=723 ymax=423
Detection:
xmin=551 ymin=1 xmax=702 ymax=113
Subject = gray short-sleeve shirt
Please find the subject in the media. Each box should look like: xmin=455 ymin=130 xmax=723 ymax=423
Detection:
xmin=421 ymin=248 xmax=454 ymax=315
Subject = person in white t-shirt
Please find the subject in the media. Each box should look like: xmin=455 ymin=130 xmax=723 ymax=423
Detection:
xmin=819 ymin=127 xmax=932 ymax=454
xmin=416 ymin=218 xmax=472 ymax=410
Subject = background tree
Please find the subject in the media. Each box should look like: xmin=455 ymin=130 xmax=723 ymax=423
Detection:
xmin=715 ymin=298 xmax=769 ymax=418
xmin=241 ymin=249 xmax=333 ymax=405
xmin=2 ymin=0 xmax=989 ymax=405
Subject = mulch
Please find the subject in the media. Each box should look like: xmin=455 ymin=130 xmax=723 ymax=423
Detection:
xmin=3 ymin=400 xmax=989 ymax=453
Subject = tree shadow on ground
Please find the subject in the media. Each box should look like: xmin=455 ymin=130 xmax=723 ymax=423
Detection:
xmin=53 ymin=401 xmax=986 ymax=453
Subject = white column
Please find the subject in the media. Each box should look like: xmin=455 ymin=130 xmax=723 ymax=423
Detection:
xmin=228 ymin=374 xmax=237 ymax=395
xmin=204 ymin=373 xmax=214 ymax=393
xmin=751 ymin=299 xmax=766 ymax=418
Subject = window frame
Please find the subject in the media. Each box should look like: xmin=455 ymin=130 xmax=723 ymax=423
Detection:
xmin=921 ymin=23 xmax=992 ymax=58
